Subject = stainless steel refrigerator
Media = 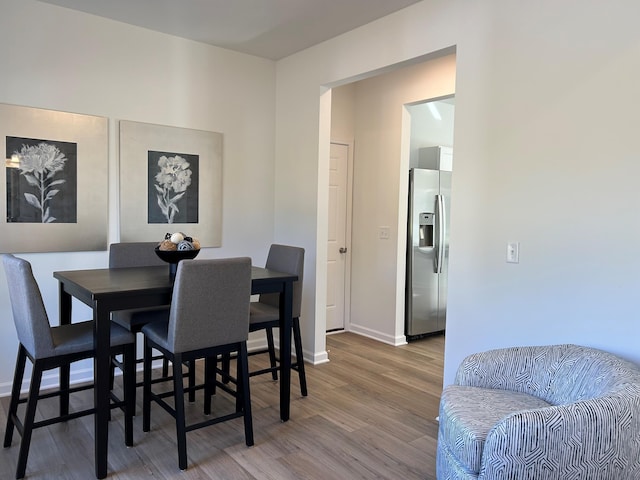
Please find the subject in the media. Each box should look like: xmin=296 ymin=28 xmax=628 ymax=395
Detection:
xmin=405 ymin=168 xmax=451 ymax=339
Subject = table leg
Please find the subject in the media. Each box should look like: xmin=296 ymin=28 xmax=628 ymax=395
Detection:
xmin=279 ymin=280 xmax=293 ymax=422
xmin=94 ymin=301 xmax=110 ymax=479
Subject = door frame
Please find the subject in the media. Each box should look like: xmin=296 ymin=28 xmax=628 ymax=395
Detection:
xmin=329 ymin=139 xmax=354 ymax=333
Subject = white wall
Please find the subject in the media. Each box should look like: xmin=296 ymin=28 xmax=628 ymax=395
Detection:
xmin=0 ymin=0 xmax=276 ymax=393
xmin=275 ymin=0 xmax=640 ymax=385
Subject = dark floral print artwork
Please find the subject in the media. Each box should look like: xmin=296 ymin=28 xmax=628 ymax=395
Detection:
xmin=147 ymin=150 xmax=199 ymax=224
xmin=6 ymin=136 xmax=77 ymax=223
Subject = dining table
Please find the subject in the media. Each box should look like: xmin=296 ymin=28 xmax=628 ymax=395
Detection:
xmin=53 ymin=263 xmax=297 ymax=479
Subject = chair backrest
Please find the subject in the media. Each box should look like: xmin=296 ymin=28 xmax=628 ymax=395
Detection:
xmin=2 ymin=254 xmax=54 ymax=359
xmin=260 ymin=244 xmax=304 ymax=318
xmin=109 ymin=242 xmax=166 ymax=268
xmin=167 ymin=257 xmax=252 ymax=353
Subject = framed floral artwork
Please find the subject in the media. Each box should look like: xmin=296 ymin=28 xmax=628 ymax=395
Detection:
xmin=0 ymin=103 xmax=108 ymax=253
xmin=119 ymin=120 xmax=222 ymax=247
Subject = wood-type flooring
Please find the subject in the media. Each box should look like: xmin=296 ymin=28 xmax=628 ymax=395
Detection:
xmin=0 ymin=332 xmax=444 ymax=479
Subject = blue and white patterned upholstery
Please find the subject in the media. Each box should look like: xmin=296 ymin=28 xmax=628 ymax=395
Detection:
xmin=437 ymin=344 xmax=640 ymax=480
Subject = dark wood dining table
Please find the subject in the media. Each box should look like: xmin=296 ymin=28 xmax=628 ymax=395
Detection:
xmin=53 ymin=264 xmax=297 ymax=479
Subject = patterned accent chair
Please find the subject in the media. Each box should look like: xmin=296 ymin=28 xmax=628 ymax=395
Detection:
xmin=437 ymin=344 xmax=640 ymax=480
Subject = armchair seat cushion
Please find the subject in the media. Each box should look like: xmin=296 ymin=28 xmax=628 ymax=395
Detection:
xmin=439 ymin=385 xmax=551 ymax=474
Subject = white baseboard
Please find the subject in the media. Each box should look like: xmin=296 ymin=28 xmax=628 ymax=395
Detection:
xmin=348 ymin=323 xmax=408 ymax=346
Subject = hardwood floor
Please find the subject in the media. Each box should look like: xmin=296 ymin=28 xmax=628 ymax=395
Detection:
xmin=0 ymin=332 xmax=444 ymax=479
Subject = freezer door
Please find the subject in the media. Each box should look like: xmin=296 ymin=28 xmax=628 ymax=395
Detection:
xmin=406 ymin=169 xmax=440 ymax=336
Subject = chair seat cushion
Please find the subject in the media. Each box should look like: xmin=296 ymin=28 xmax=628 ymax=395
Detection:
xmin=51 ymin=320 xmax=135 ymax=357
xmin=439 ymin=385 xmax=551 ymax=474
xmin=249 ymin=301 xmax=280 ymax=328
xmin=140 ymin=319 xmax=170 ymax=351
xmin=111 ymin=306 xmax=170 ymax=332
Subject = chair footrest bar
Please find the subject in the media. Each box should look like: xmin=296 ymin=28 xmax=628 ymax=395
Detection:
xmin=17 ymin=382 xmax=95 ymax=404
xmin=32 ymin=407 xmax=97 ymax=429
xmin=212 ymin=381 xmax=238 ymax=397
xmin=249 ymin=366 xmax=278 ymax=377
xmin=185 ymin=411 xmax=244 ymax=433
xmin=247 ymin=348 xmax=269 ymax=357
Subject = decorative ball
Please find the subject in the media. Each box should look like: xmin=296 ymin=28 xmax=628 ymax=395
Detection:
xmin=158 ymin=240 xmax=177 ymax=251
xmin=191 ymin=238 xmax=201 ymax=250
xmin=170 ymin=232 xmax=184 ymax=244
xmin=177 ymin=240 xmax=194 ymax=251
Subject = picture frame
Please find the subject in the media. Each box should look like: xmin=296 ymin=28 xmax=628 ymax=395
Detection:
xmin=1 ymin=103 xmax=108 ymax=253
xmin=119 ymin=120 xmax=222 ymax=247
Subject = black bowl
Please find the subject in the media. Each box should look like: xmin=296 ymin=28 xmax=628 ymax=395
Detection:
xmin=154 ymin=246 xmax=200 ymax=264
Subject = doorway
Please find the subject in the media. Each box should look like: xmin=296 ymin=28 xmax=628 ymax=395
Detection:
xmin=325 ymin=54 xmax=456 ymax=347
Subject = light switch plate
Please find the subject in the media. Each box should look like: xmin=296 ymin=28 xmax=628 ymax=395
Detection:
xmin=506 ymin=242 xmax=520 ymax=263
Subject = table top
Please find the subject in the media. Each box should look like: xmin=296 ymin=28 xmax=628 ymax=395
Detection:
xmin=54 ymin=265 xmax=297 ymax=299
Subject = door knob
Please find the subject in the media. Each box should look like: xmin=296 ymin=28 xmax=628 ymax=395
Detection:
xmin=339 ymin=247 xmax=347 ymax=254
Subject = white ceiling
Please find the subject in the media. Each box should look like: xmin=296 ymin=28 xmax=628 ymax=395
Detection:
xmin=38 ymin=0 xmax=422 ymax=60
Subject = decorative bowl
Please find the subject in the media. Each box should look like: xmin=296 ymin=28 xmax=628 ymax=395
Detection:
xmin=154 ymin=246 xmax=200 ymax=279
xmin=154 ymin=247 xmax=200 ymax=264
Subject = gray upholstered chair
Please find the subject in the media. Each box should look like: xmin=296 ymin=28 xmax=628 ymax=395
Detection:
xmin=109 ymin=242 xmax=170 ymax=337
xmin=141 ymin=257 xmax=253 ymax=471
xmin=2 ymin=254 xmax=135 ymax=480
xmin=109 ymin=242 xmax=195 ymax=402
xmin=437 ymin=344 xmax=640 ymax=480
xmin=248 ymin=244 xmax=307 ymax=396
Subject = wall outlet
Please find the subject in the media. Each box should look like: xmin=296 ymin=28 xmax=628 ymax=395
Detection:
xmin=379 ymin=226 xmax=390 ymax=240
xmin=506 ymin=242 xmax=520 ymax=263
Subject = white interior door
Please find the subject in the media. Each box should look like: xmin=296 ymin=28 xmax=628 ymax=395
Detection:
xmin=326 ymin=142 xmax=349 ymax=331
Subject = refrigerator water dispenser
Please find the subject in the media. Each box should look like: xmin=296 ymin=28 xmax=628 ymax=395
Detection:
xmin=418 ymin=213 xmax=434 ymax=247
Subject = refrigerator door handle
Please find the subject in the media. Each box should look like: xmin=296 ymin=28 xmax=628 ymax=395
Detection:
xmin=435 ymin=194 xmax=445 ymax=274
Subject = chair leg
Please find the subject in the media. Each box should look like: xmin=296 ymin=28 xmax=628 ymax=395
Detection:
xmin=172 ymin=353 xmax=188 ymax=471
xmin=158 ymin=357 xmax=194 ymax=402
xmin=204 ymin=357 xmax=213 ymax=415
xmin=162 ymin=355 xmax=169 ymax=378
xmin=59 ymin=363 xmax=70 ymax=418
xmin=122 ymin=344 xmax=135 ymax=446
xmin=109 ymin=357 xmax=116 ymax=391
xmin=187 ymin=360 xmax=196 ymax=403
xmin=108 ymin=358 xmax=116 ymax=422
xmin=265 ymin=327 xmax=278 ymax=380
xmin=142 ymin=339 xmax=153 ymax=433
xmin=237 ymin=343 xmax=254 ymax=447
xmin=222 ymin=353 xmax=231 ymax=384
xmin=16 ymin=361 xmax=44 ymax=480
xmin=4 ymin=346 xmax=27 ymax=448
xmin=292 ymin=318 xmax=308 ymax=396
